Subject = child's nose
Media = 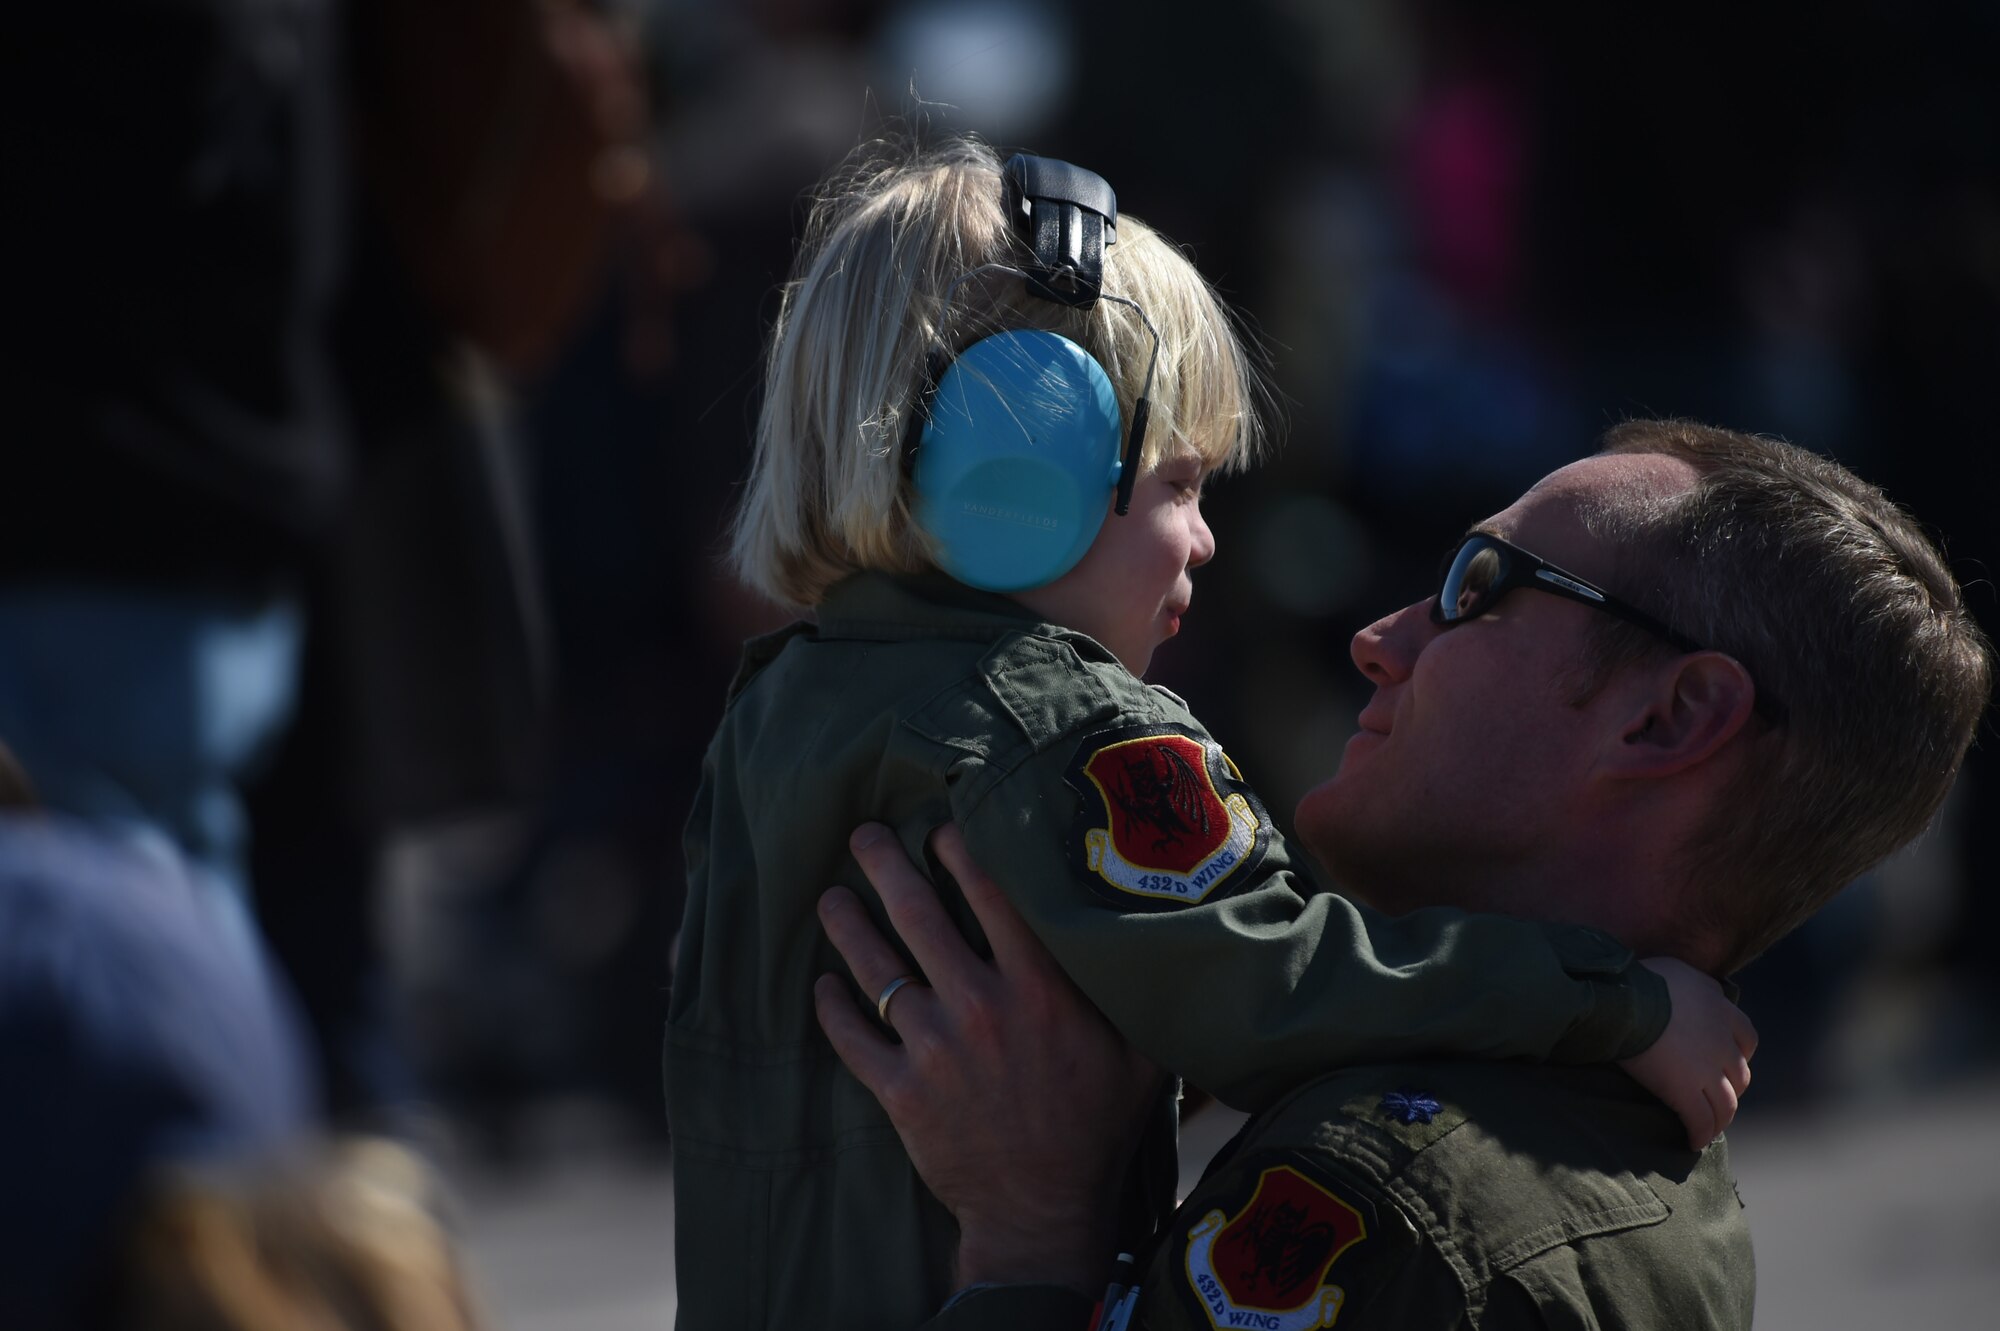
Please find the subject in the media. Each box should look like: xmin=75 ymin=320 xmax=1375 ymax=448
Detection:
xmin=1188 ymin=506 xmax=1216 ymax=568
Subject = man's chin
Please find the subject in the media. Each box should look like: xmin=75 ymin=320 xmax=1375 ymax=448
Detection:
xmin=1293 ymin=770 xmax=1369 ymax=861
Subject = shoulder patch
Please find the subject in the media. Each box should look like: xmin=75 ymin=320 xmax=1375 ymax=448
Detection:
xmin=1180 ymin=1162 xmax=1370 ymax=1330
xmin=1064 ymin=724 xmax=1273 ymax=909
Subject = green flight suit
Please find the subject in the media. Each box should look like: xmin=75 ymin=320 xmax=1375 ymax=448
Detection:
xmin=666 ymin=573 xmax=1671 ymax=1331
xmin=925 ymin=1060 xmax=1754 ymax=1330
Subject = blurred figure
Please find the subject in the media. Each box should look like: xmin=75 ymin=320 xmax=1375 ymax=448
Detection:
xmin=0 ymin=740 xmax=38 ymax=809
xmin=5 ymin=0 xmax=343 ymax=953
xmin=253 ymin=0 xmax=647 ymax=1120
xmin=8 ymin=0 xmax=651 ymax=1124
xmin=0 ymin=813 xmax=315 ymax=1330
xmin=95 ymin=1138 xmax=483 ymax=1331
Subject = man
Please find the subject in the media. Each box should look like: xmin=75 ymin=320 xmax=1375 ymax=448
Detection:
xmin=814 ymin=419 xmax=1993 ymax=1328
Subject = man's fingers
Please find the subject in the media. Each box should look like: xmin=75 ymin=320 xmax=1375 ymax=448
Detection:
xmin=814 ymin=973 xmax=904 ymax=1093
xmin=818 ymin=885 xmax=919 ymax=1000
xmin=850 ymin=824 xmax=978 ymax=990
xmin=929 ymin=823 xmax=1045 ymax=973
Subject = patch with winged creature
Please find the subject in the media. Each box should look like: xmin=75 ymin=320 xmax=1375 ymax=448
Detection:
xmin=1065 ymin=724 xmax=1272 ymax=908
xmin=1179 ymin=1163 xmax=1369 ymax=1330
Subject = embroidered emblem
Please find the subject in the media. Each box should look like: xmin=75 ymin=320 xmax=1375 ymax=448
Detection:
xmin=1066 ymin=726 xmax=1272 ymax=908
xmin=1184 ymin=1165 xmax=1366 ymax=1330
xmin=1379 ymin=1090 xmax=1441 ymax=1125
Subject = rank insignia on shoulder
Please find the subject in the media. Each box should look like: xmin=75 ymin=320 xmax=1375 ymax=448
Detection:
xmin=1065 ymin=725 xmax=1272 ymax=909
xmin=1379 ymin=1090 xmax=1441 ymax=1125
xmin=1181 ymin=1164 xmax=1367 ymax=1330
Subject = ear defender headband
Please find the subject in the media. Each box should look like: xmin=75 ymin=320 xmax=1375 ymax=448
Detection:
xmin=902 ymin=153 xmax=1161 ymax=592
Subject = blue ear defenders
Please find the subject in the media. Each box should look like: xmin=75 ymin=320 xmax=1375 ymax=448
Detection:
xmin=903 ymin=154 xmax=1159 ymax=592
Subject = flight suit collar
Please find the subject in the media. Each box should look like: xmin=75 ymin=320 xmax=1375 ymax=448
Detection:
xmin=816 ymin=571 xmax=1065 ymax=647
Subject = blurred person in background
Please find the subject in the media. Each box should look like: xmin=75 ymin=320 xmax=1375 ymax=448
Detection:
xmin=816 ymin=420 xmax=1993 ymax=1329
xmin=90 ymin=1138 xmax=483 ymax=1331
xmin=0 ymin=796 xmax=486 ymax=1331
xmin=254 ymin=0 xmax=650 ymax=1121
xmin=4 ymin=0 xmax=650 ymax=1122
xmin=0 ymin=806 xmax=316 ymax=1328
xmin=5 ymin=0 xmax=347 ymax=958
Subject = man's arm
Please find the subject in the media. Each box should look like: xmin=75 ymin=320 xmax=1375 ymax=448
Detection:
xmin=816 ymin=822 xmax=1755 ymax=1327
xmin=814 ymin=829 xmax=1475 ymax=1329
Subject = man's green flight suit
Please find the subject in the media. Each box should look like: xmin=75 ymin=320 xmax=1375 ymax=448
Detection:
xmin=666 ymin=574 xmax=1671 ymax=1331
xmin=925 ymin=1059 xmax=1754 ymax=1330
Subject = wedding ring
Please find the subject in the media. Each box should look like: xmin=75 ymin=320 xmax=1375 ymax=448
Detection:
xmin=875 ymin=974 xmax=920 ymax=1023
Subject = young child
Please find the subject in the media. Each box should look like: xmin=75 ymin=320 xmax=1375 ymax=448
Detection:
xmin=667 ymin=137 xmax=1738 ymax=1331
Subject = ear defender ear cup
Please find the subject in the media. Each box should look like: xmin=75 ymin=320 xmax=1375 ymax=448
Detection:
xmin=912 ymin=329 xmax=1125 ymax=592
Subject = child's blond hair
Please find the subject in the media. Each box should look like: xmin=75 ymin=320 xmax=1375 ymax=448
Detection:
xmin=731 ymin=135 xmax=1267 ymax=608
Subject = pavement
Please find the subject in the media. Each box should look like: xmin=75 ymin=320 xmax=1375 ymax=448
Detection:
xmin=1725 ymin=1077 xmax=2000 ymax=1330
xmin=454 ymin=1147 xmax=677 ymax=1331
xmin=449 ymin=1075 xmax=2000 ymax=1330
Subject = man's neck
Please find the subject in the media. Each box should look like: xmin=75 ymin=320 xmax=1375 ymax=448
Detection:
xmin=1525 ymin=812 xmax=1721 ymax=970
xmin=1406 ymin=817 xmax=1695 ymax=958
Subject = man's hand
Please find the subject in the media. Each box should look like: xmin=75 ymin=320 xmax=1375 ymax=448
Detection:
xmin=813 ymin=822 xmax=1164 ymax=1296
xmin=1618 ymin=957 xmax=1757 ymax=1149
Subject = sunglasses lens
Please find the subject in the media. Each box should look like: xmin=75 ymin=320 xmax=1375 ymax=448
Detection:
xmin=1438 ymin=540 xmax=1505 ymax=624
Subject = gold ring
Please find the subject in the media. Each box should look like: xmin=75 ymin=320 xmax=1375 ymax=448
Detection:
xmin=876 ymin=974 xmax=920 ymax=1023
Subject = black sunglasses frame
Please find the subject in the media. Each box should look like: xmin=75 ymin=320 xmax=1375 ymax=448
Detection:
xmin=1432 ymin=532 xmax=1699 ymax=648
xmin=1431 ymin=532 xmax=1787 ymax=725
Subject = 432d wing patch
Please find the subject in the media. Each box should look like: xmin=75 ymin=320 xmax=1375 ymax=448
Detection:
xmin=1181 ymin=1164 xmax=1369 ymax=1331
xmin=1065 ymin=725 xmax=1272 ymax=908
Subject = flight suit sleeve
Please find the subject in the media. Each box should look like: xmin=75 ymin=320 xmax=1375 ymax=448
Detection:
xmin=1136 ymin=1144 xmax=1468 ymax=1331
xmin=913 ymin=637 xmax=1669 ymax=1112
xmin=907 ymin=1157 xmax=1469 ymax=1331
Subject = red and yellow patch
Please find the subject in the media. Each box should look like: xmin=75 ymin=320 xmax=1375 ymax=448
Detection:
xmin=1184 ymin=1166 xmax=1367 ymax=1330
xmin=1064 ymin=726 xmax=1270 ymax=907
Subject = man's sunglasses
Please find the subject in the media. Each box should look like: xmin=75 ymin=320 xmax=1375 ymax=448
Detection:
xmin=1431 ymin=532 xmax=1786 ymax=724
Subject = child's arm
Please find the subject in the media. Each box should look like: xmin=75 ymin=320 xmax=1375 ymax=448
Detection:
xmin=911 ymin=660 xmax=1681 ymax=1115
xmin=1620 ymin=958 xmax=1758 ymax=1148
xmin=876 ymin=823 xmax=1751 ymax=1149
xmin=943 ymin=780 xmax=1659 ymax=1110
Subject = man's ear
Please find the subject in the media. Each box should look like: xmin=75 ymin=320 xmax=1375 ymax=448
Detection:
xmin=1604 ymin=652 xmax=1757 ymax=779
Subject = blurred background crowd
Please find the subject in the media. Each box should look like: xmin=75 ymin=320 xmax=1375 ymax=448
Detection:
xmin=4 ymin=0 xmax=1996 ymax=1326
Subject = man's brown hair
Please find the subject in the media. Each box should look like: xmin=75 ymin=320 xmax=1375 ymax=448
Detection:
xmin=1575 ymin=419 xmax=1992 ymax=974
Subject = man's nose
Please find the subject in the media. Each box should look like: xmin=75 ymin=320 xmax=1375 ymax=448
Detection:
xmin=1349 ymin=599 xmax=1437 ymax=685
